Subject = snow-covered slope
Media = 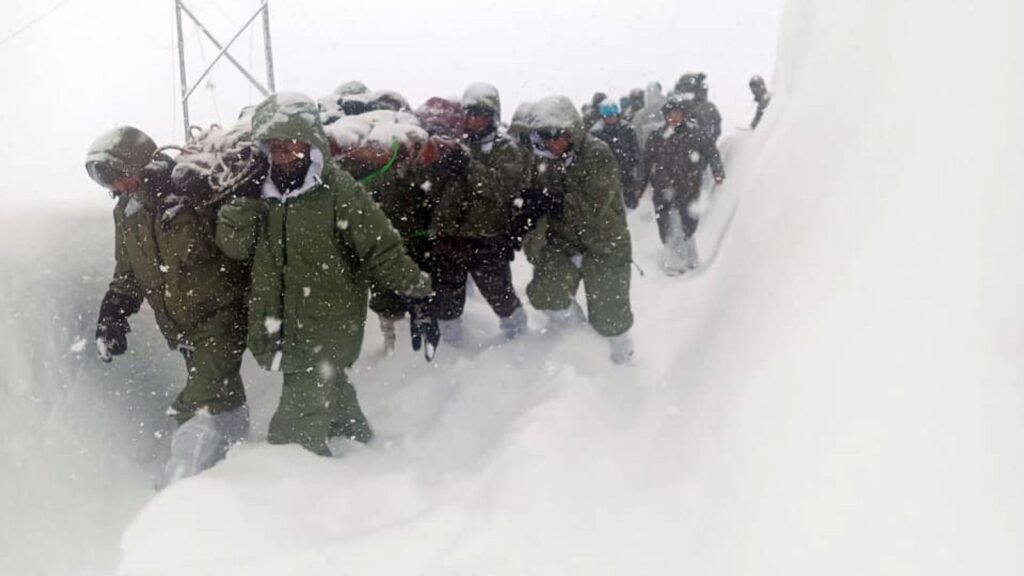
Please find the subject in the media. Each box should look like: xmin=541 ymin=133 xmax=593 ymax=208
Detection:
xmin=114 ymin=1 xmax=1024 ymax=575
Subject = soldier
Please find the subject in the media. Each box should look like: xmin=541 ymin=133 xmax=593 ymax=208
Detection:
xmin=216 ymin=93 xmax=434 ymax=456
xmin=85 ymin=126 xmax=250 ymax=485
xmin=590 ymin=100 xmax=641 ymax=209
xmin=623 ymin=88 xmax=645 ymax=123
xmin=581 ymin=91 xmax=608 ymax=131
xmin=673 ymin=72 xmax=723 ymax=141
xmin=523 ymin=95 xmax=635 ymax=365
xmin=749 ymin=75 xmax=772 ymax=130
xmin=637 ymin=95 xmax=726 ymax=274
xmin=425 ymin=83 xmax=531 ymax=345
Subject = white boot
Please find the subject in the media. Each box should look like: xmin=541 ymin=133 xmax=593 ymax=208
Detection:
xmin=438 ymin=317 xmax=464 ymax=346
xmin=163 ymin=404 xmax=249 ymax=487
xmin=683 ymin=235 xmax=700 ymax=270
xmin=662 ymin=207 xmax=688 ymax=275
xmin=543 ymin=300 xmax=586 ymax=330
xmin=499 ymin=305 xmax=528 ymax=339
xmin=608 ymin=332 xmax=635 ymax=365
xmin=379 ymin=317 xmax=397 ymax=356
xmin=662 ymin=239 xmax=687 ymax=275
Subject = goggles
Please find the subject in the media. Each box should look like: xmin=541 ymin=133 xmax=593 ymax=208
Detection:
xmin=86 ymin=161 xmax=129 ymax=189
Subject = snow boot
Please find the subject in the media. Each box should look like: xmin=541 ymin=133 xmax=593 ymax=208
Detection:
xmin=379 ymin=316 xmax=397 ymax=356
xmin=162 ymin=404 xmax=249 ymax=487
xmin=543 ymin=300 xmax=586 ymax=330
xmin=438 ymin=317 xmax=464 ymax=346
xmin=608 ymin=331 xmax=635 ymax=365
xmin=499 ymin=305 xmax=528 ymax=339
xmin=662 ymin=232 xmax=689 ymax=275
xmin=683 ymin=235 xmax=700 ymax=270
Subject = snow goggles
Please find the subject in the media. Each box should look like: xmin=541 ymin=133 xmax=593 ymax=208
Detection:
xmin=463 ymin=105 xmax=493 ymax=118
xmin=534 ymin=129 xmax=571 ymax=141
xmin=86 ymin=161 xmax=129 ymax=189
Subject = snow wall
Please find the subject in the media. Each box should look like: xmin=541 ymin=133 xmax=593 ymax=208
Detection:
xmin=7 ymin=0 xmax=1020 ymax=574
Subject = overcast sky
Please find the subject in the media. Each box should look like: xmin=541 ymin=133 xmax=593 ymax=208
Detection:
xmin=0 ymin=0 xmax=782 ymax=208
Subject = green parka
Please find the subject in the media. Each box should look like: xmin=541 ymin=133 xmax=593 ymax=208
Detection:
xmin=523 ymin=96 xmax=634 ymax=337
xmin=86 ymin=128 xmax=249 ymax=349
xmin=432 ymin=84 xmax=532 ymax=240
xmin=528 ymin=98 xmax=632 ymax=263
xmin=216 ymin=94 xmax=431 ymax=374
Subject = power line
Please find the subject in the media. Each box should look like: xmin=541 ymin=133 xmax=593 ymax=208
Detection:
xmin=0 ymin=0 xmax=74 ymax=49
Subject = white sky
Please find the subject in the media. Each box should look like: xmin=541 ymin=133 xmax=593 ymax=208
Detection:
xmin=0 ymin=0 xmax=782 ymax=206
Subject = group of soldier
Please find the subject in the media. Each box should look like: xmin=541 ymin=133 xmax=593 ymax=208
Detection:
xmin=83 ymin=71 xmax=769 ymax=486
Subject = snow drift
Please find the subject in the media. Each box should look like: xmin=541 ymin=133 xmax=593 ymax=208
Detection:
xmin=40 ymin=0 xmax=1024 ymax=574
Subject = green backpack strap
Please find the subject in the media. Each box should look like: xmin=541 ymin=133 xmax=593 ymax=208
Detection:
xmin=359 ymin=140 xmax=401 ymax=186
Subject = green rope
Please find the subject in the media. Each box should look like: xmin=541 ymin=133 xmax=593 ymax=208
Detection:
xmin=359 ymin=140 xmax=401 ymax=186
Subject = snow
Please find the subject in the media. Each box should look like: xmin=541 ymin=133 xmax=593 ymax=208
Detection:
xmin=113 ymin=2 xmax=1024 ymax=574
xmin=461 ymin=82 xmax=500 ymax=111
xmin=529 ymin=95 xmax=581 ymax=131
xmin=323 ymin=110 xmax=427 ymax=150
xmin=2 ymin=1 xmax=1022 ymax=575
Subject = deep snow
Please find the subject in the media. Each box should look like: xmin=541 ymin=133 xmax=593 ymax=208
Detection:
xmin=116 ymin=1 xmax=1024 ymax=574
xmin=2 ymin=0 xmax=1023 ymax=574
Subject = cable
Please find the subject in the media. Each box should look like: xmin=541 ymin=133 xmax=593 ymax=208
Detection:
xmin=0 ymin=0 xmax=73 ymax=49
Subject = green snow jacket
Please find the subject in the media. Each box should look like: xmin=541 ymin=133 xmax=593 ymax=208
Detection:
xmin=93 ymin=140 xmax=249 ymax=348
xmin=528 ymin=97 xmax=632 ymax=263
xmin=216 ymin=93 xmax=432 ymax=373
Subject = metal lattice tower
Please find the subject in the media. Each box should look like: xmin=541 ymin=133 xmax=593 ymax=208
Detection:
xmin=173 ymin=0 xmax=276 ymax=140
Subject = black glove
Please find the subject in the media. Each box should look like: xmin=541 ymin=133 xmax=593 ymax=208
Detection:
xmin=95 ymin=290 xmax=139 ymax=362
xmin=407 ymin=297 xmax=440 ymax=361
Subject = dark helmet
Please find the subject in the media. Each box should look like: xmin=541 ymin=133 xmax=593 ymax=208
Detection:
xmin=661 ymin=94 xmax=693 ymax=116
xmin=749 ymin=75 xmax=768 ymax=98
xmin=628 ymin=88 xmax=645 ymax=107
xmin=590 ymin=91 xmax=608 ymax=108
xmin=674 ymin=72 xmax=709 ymax=101
xmin=85 ymin=126 xmax=157 ymax=189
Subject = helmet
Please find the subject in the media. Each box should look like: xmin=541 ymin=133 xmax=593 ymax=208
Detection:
xmin=661 ymin=94 xmax=693 ymax=116
xmin=674 ymin=72 xmax=709 ymax=101
xmin=628 ymin=88 xmax=645 ymax=107
xmin=749 ymin=75 xmax=768 ymax=98
xmin=85 ymin=126 xmax=157 ymax=189
xmin=599 ymin=100 xmax=620 ymax=118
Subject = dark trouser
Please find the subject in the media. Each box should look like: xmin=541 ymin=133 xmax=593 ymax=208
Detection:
xmin=268 ymin=368 xmax=372 ymax=456
xmin=432 ymin=237 xmax=521 ymax=321
xmin=653 ymin=183 xmax=701 ymax=243
xmin=171 ymin=332 xmax=247 ymax=425
xmin=620 ymin=172 xmax=639 ymax=209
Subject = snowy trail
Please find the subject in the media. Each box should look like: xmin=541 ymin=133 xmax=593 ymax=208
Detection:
xmin=117 ymin=0 xmax=1024 ymax=573
xmin=0 ymin=162 xmax=737 ymax=576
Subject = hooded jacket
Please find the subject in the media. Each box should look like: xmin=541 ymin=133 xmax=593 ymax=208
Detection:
xmin=527 ymin=96 xmax=631 ymax=262
xmin=431 ymin=83 xmax=532 ymax=241
xmin=87 ymin=127 xmax=249 ymax=348
xmin=216 ymin=93 xmax=431 ymax=373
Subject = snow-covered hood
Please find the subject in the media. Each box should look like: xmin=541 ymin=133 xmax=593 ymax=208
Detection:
xmin=251 ymin=92 xmax=331 ymax=161
xmin=530 ymin=95 xmax=585 ymax=142
xmin=461 ymin=82 xmax=502 ymax=118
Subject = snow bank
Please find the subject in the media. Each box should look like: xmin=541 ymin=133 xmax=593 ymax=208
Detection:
xmin=118 ymin=1 xmax=1024 ymax=575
